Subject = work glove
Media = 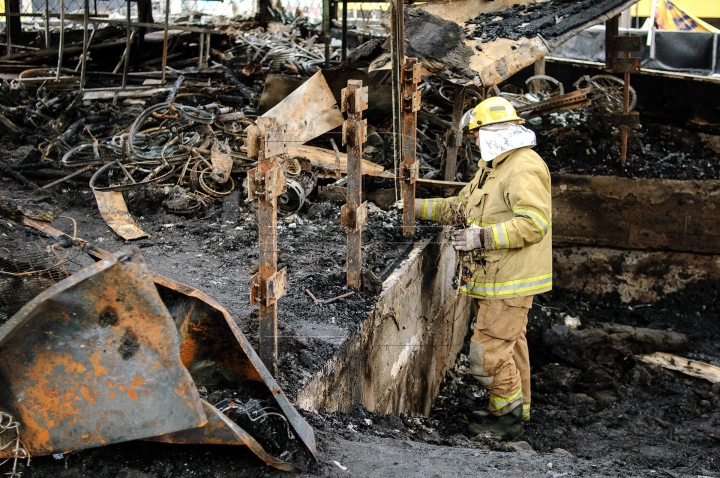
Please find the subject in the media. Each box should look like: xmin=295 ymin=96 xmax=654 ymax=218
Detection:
xmin=451 ymin=224 xmax=485 ymax=251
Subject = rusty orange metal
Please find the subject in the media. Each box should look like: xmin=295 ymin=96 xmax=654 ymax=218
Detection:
xmin=16 ymin=219 xmax=318 ymax=471
xmin=0 ymin=247 xmax=206 ymax=457
xmin=150 ymin=273 xmax=318 ymax=469
xmin=146 ymin=399 xmax=295 ymax=471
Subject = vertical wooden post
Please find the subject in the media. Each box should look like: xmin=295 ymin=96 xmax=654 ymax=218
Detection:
xmin=341 ymin=80 xmax=368 ymax=291
xmin=390 ymin=0 xmax=404 ymax=200
xmin=247 ymin=117 xmax=288 ymax=376
xmin=323 ymin=0 xmax=331 ymax=68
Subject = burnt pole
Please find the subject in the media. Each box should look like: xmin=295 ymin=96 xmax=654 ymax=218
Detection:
xmin=247 ymin=117 xmax=288 ymax=375
xmin=341 ymin=80 xmax=368 ymax=291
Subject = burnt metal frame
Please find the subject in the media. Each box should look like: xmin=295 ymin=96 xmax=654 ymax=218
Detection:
xmin=246 ymin=117 xmax=288 ymax=376
xmin=340 ymin=79 xmax=368 ymax=290
xmin=605 ymin=15 xmax=641 ymax=167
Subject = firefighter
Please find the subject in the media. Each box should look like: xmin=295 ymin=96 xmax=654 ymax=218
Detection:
xmin=414 ymin=96 xmax=552 ymax=440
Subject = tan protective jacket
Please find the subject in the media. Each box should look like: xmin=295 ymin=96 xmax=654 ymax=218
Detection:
xmin=417 ymin=146 xmax=552 ymax=299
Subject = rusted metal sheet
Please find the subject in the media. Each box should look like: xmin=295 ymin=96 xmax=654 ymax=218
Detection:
xmin=147 ymin=400 xmax=298 ymax=472
xmin=93 ymin=190 xmax=149 ymax=240
xmin=151 ymin=274 xmax=318 ymax=470
xmin=261 ymin=71 xmax=344 ymax=146
xmin=0 ymin=247 xmax=206 ymax=457
xmin=18 ymin=219 xmax=318 ymax=470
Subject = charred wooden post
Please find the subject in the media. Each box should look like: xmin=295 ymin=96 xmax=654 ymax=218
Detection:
xmin=247 ymin=117 xmax=288 ymax=376
xmin=444 ymin=85 xmax=466 ymax=183
xmin=80 ymin=0 xmax=89 ymax=89
xmin=341 ymin=80 xmax=368 ymax=291
xmin=401 ymin=58 xmax=422 ymax=238
xmin=341 ymin=0 xmax=348 ymax=62
xmin=605 ymin=15 xmax=640 ymax=167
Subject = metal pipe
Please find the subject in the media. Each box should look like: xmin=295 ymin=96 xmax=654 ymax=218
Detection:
xmin=162 ymin=0 xmax=170 ymax=84
xmin=56 ymin=0 xmax=65 ymax=81
xmin=44 ymin=0 xmax=50 ymax=49
xmin=323 ymin=0 xmax=330 ymax=68
xmin=390 ymin=0 xmax=404 ymax=201
xmin=80 ymin=0 xmax=89 ymax=89
xmin=198 ymin=32 xmax=204 ymax=68
xmin=122 ymin=0 xmax=131 ymax=89
xmin=341 ymin=0 xmax=347 ymax=62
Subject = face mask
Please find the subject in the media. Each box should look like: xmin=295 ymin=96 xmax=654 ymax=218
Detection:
xmin=477 ymin=123 xmax=536 ymax=162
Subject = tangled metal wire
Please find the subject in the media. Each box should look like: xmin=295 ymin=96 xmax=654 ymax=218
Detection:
xmin=55 ymin=96 xmax=258 ymax=210
xmin=0 ymin=411 xmax=30 ymax=477
xmin=228 ymin=27 xmax=341 ymax=75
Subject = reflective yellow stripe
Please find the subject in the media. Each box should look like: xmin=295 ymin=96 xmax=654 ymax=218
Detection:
xmin=491 ymin=225 xmax=501 ymax=248
xmin=513 ymin=207 xmax=550 ymax=237
xmin=522 ymin=403 xmax=531 ymax=419
xmin=489 ymin=388 xmax=523 ymax=410
xmin=501 ymin=222 xmax=511 ymax=248
xmin=418 ymin=199 xmax=437 ymax=221
xmin=461 ymin=273 xmax=552 ymax=298
xmin=467 ymin=218 xmax=493 ymax=227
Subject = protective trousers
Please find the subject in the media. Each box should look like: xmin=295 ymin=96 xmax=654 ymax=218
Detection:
xmin=469 ymin=296 xmax=532 ymax=419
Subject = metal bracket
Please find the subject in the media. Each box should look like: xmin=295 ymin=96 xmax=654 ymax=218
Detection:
xmin=249 ymin=268 xmax=288 ymax=307
xmin=247 ymin=166 xmax=287 ymax=201
xmin=342 ymin=119 xmax=367 ymax=146
xmin=403 ymin=91 xmax=422 ymax=113
xmin=340 ymin=201 xmax=368 ymax=233
xmin=341 ymin=85 xmax=369 ymax=114
xmin=610 ymin=57 xmax=641 ymax=74
xmin=399 ymin=161 xmax=419 ymax=183
xmin=611 ymin=36 xmax=642 ymax=52
xmin=403 ymin=62 xmax=422 ymax=85
xmin=265 ymin=125 xmax=287 ymax=158
xmin=612 ymin=111 xmax=640 ymax=129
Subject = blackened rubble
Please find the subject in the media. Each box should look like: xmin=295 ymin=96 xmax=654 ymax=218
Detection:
xmin=466 ymin=0 xmax=633 ymax=43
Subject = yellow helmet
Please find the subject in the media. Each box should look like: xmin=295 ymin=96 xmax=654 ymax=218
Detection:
xmin=460 ymin=96 xmax=524 ymax=130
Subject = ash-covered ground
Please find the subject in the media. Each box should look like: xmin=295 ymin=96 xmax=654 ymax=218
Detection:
xmin=527 ymin=108 xmax=720 ymax=180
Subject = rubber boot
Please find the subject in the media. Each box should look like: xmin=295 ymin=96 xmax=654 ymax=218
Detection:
xmin=467 ymin=406 xmax=524 ymax=440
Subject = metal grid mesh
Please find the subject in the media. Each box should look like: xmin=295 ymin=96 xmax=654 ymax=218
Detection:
xmin=0 ymin=243 xmax=82 ymax=324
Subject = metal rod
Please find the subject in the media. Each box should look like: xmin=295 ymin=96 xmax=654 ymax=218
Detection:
xmin=80 ymin=0 xmax=89 ymax=89
xmin=162 ymin=0 xmax=170 ymax=84
xmin=342 ymin=80 xmax=367 ymax=291
xmin=44 ymin=0 xmax=50 ymax=49
xmin=122 ymin=0 xmax=131 ymax=89
xmin=198 ymin=31 xmax=204 ymax=68
xmin=390 ymin=0 xmax=404 ymax=201
xmin=323 ymin=0 xmax=330 ymax=69
xmin=205 ymin=33 xmax=210 ymax=66
xmin=621 ymin=40 xmax=630 ymax=167
xmin=56 ymin=0 xmax=65 ymax=80
xmin=341 ymin=0 xmax=347 ymax=62
xmin=444 ymin=85 xmax=466 ymax=183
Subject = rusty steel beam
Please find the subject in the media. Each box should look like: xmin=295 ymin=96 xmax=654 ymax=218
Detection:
xmin=247 ymin=117 xmax=288 ymax=376
xmin=444 ymin=85 xmax=466 ymax=183
xmin=401 ymin=58 xmax=422 ymax=238
xmin=341 ymin=80 xmax=368 ymax=291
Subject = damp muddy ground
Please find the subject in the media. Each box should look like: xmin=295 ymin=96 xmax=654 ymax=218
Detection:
xmin=3 ymin=171 xmax=720 ymax=476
